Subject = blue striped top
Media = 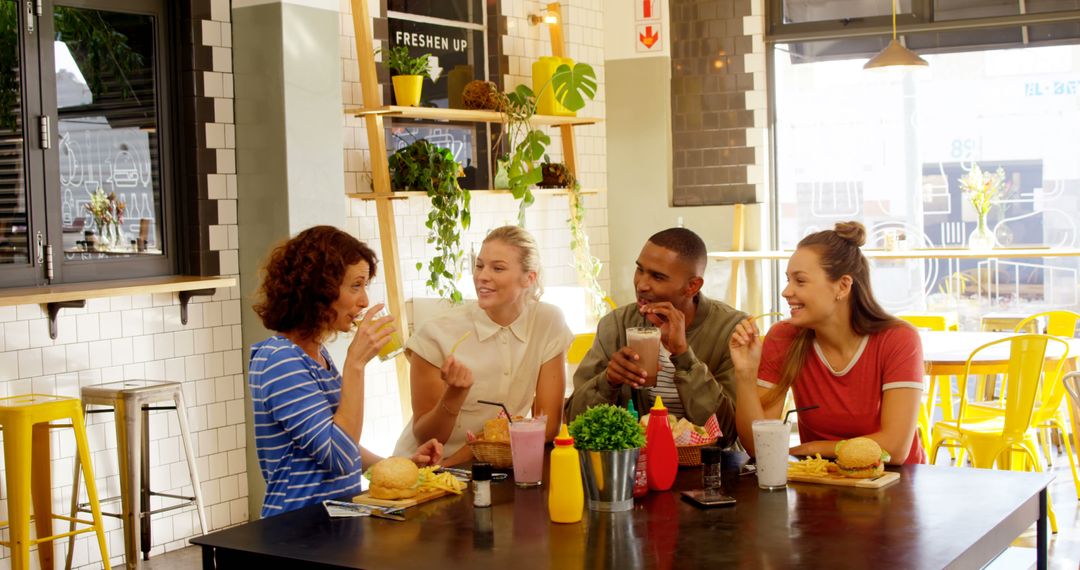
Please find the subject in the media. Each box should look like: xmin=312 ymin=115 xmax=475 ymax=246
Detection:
xmin=249 ymin=335 xmax=363 ymax=517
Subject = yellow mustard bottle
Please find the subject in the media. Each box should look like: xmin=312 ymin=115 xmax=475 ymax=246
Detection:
xmin=548 ymin=423 xmax=584 ymax=523
xmin=532 ymin=56 xmax=575 ymax=116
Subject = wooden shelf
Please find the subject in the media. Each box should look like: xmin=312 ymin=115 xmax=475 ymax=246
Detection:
xmin=347 ymin=187 xmax=605 ymax=200
xmin=345 ymin=105 xmax=601 ymax=127
xmin=0 ymin=275 xmax=236 ymax=307
xmin=707 ymin=247 xmax=1080 ymax=261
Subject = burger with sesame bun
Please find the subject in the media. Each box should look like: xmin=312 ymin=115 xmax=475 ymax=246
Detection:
xmin=368 ymin=457 xmax=420 ymax=500
xmin=834 ymin=437 xmax=891 ymax=478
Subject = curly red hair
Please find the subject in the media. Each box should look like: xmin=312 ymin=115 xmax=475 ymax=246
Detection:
xmin=253 ymin=226 xmax=378 ymax=341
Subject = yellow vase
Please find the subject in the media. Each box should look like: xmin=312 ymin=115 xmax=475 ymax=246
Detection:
xmin=532 ymin=56 xmax=575 ymax=116
xmin=391 ymin=75 xmax=423 ymax=107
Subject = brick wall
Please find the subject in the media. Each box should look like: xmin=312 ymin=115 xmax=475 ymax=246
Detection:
xmin=670 ymin=0 xmax=766 ymax=206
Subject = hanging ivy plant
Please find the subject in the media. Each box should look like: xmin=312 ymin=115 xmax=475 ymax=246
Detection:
xmin=388 ymin=139 xmax=471 ymax=303
xmin=568 ymin=181 xmax=607 ymax=321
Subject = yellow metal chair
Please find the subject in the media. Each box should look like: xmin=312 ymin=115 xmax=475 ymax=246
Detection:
xmin=1015 ymin=310 xmax=1080 ymax=337
xmin=897 ymin=314 xmax=954 ymax=455
xmin=1064 ymin=372 xmax=1080 ymax=497
xmin=929 ymin=334 xmax=1069 ymax=532
xmin=897 ymin=312 xmax=959 ymax=332
xmin=0 ymin=394 xmax=110 ymax=569
xmin=567 ymin=333 xmax=595 ymax=366
xmin=1016 ymin=310 xmax=1080 ymax=494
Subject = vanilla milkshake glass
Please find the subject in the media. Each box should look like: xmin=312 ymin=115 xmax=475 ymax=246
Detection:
xmin=752 ymin=419 xmax=789 ymax=490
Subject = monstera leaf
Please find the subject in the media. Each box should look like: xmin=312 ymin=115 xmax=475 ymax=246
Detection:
xmin=551 ymin=63 xmax=597 ymax=112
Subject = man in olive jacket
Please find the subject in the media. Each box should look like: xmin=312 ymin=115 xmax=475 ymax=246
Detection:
xmin=564 ymin=228 xmax=746 ymax=447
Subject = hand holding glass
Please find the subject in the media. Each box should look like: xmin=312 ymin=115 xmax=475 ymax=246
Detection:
xmin=358 ymin=306 xmax=405 ymax=361
xmin=626 ymin=327 xmax=661 ymax=386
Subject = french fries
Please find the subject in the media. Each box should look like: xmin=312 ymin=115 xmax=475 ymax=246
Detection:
xmin=787 ymin=454 xmax=835 ymax=477
xmin=417 ymin=466 xmax=467 ymax=494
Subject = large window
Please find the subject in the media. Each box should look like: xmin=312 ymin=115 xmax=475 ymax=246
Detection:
xmin=772 ymin=41 xmax=1080 ymax=322
xmin=1 ymin=0 xmax=175 ymax=288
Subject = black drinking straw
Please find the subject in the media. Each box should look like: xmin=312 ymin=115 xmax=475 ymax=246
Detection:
xmin=478 ymin=400 xmax=513 ymax=423
xmin=784 ymin=405 xmax=820 ymax=424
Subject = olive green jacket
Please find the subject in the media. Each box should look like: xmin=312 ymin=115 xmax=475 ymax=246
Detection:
xmin=564 ymin=294 xmax=746 ymax=447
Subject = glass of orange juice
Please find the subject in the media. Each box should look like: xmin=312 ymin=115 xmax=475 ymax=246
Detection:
xmin=360 ymin=306 xmax=405 ymax=361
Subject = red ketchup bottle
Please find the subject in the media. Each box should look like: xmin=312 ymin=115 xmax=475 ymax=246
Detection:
xmin=645 ymin=396 xmax=678 ymax=491
xmin=628 ymin=400 xmax=649 ymax=497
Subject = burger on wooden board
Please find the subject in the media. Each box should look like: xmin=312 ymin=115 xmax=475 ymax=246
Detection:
xmin=835 ymin=437 xmax=890 ymax=478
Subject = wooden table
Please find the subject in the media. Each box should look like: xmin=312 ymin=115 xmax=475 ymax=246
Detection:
xmin=191 ymin=464 xmax=1052 ymax=569
xmin=920 ymin=331 xmax=1080 ymax=376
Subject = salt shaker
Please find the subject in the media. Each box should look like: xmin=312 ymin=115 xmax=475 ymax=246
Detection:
xmin=472 ymin=462 xmax=492 ymax=508
xmin=701 ymin=446 xmax=722 ymax=489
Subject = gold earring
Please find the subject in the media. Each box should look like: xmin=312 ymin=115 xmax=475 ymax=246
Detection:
xmin=835 ymin=295 xmax=841 ymax=301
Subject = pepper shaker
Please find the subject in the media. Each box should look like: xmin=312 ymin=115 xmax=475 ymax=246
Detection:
xmin=472 ymin=462 xmax=492 ymax=508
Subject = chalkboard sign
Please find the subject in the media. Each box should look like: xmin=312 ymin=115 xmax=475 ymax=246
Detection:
xmin=387 ymin=19 xmax=484 ymax=108
xmin=387 ymin=5 xmax=491 ymax=188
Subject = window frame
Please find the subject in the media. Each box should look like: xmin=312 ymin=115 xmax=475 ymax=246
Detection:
xmin=0 ymin=0 xmax=180 ymax=289
xmin=764 ymin=1 xmax=1080 ymax=306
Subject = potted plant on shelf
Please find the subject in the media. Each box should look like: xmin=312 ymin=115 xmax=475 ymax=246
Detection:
xmin=537 ymin=159 xmax=574 ymax=189
xmin=377 ymin=46 xmax=433 ymax=107
xmin=568 ymin=404 xmax=645 ymax=512
xmin=388 ymin=138 xmax=471 ymax=303
xmin=498 ymin=62 xmax=597 ymax=224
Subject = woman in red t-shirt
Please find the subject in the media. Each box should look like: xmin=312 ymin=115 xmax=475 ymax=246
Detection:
xmin=730 ymin=221 xmax=926 ymax=464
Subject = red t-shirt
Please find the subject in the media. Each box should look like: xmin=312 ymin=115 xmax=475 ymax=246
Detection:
xmin=757 ymin=321 xmax=927 ymax=464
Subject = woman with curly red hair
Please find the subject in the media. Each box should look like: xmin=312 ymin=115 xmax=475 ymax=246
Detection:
xmin=249 ymin=226 xmax=441 ymax=517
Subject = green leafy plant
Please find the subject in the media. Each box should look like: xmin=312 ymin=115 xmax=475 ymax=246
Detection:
xmin=498 ymin=62 xmax=597 ymax=224
xmin=568 ymin=404 xmax=645 ymax=451
xmin=377 ymin=45 xmax=431 ymax=76
xmin=389 ymin=139 xmax=471 ymax=303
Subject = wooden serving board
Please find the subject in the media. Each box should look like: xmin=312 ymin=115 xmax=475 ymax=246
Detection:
xmin=787 ymin=471 xmax=900 ymax=489
xmin=351 ymin=488 xmax=454 ymax=509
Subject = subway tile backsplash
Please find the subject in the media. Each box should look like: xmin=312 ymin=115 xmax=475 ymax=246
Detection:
xmin=0 ymin=292 xmax=247 ymax=568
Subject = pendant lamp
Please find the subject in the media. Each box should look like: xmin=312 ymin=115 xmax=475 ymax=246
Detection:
xmin=864 ymin=0 xmax=928 ymax=70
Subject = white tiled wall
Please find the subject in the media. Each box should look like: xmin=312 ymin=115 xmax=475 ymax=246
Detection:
xmin=338 ymin=0 xmax=610 ymax=455
xmin=0 ymin=289 xmax=246 ymax=569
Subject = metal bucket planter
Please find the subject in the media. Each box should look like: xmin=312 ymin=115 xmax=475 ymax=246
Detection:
xmin=578 ymin=448 xmax=639 ymax=512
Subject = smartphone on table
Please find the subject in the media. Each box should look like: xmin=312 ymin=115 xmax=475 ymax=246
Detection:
xmin=681 ymin=488 xmax=736 ymax=508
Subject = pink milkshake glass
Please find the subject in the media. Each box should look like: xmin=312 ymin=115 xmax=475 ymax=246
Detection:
xmin=509 ymin=417 xmax=547 ymax=487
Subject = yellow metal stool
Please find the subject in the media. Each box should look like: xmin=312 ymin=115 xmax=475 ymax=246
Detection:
xmin=0 ymin=394 xmax=110 ymax=570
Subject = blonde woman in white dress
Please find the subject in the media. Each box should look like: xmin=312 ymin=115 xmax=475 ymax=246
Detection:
xmin=393 ymin=226 xmax=573 ymax=466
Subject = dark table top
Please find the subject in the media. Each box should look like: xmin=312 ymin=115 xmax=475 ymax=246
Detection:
xmin=193 ymin=464 xmax=1051 ymax=569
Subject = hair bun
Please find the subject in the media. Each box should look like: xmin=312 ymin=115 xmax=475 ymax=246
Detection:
xmin=834 ymin=221 xmax=866 ymax=247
